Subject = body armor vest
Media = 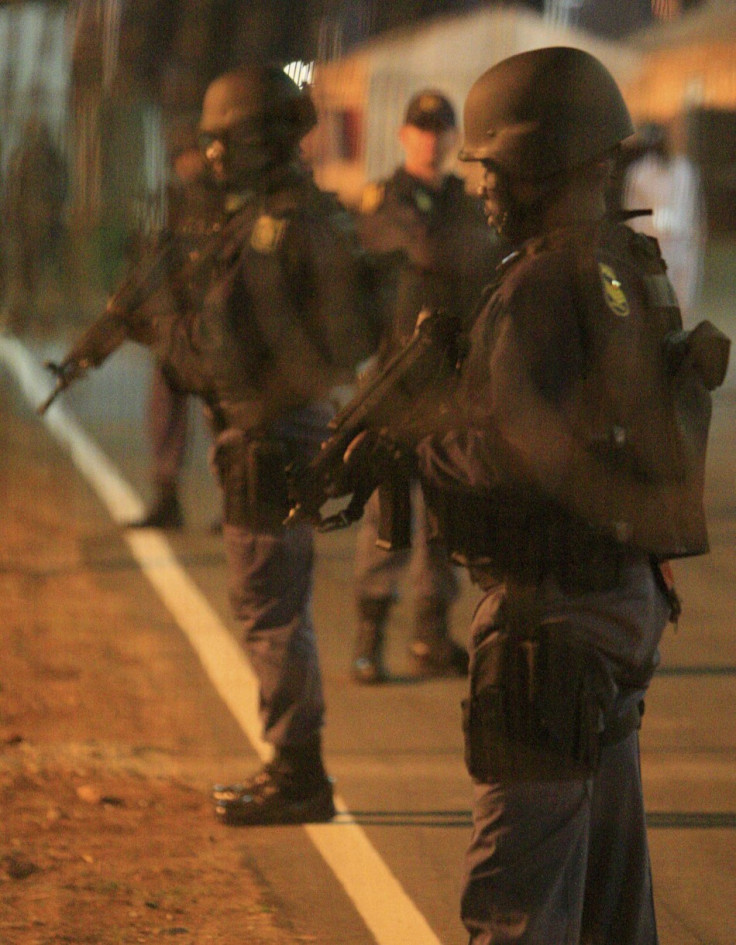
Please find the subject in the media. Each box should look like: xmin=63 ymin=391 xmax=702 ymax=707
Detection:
xmin=424 ymin=219 xmax=729 ymax=572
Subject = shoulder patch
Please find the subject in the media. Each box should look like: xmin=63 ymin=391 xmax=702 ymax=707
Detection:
xmin=598 ymin=262 xmax=630 ymax=317
xmin=360 ymin=182 xmax=385 ymax=215
xmin=250 ymin=214 xmax=287 ymax=254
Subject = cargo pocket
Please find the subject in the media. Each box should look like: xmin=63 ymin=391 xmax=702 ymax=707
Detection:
xmin=462 ymin=623 xmax=618 ymax=783
xmin=534 ymin=623 xmax=618 ymax=776
xmin=213 ymin=433 xmax=289 ymax=530
xmin=462 ymin=628 xmax=545 ymax=782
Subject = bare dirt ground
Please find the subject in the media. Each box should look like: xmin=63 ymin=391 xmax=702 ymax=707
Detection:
xmin=0 ymin=376 xmax=303 ymax=944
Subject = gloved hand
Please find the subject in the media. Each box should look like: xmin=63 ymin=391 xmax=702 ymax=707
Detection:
xmin=283 ymin=429 xmax=416 ymax=533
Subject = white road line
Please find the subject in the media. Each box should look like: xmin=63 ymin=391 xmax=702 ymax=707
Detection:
xmin=0 ymin=336 xmax=444 ymax=945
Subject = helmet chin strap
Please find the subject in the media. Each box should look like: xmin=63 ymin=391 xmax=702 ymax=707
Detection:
xmin=497 ymin=199 xmax=544 ymax=244
xmin=485 ymin=171 xmax=548 ymax=244
xmin=226 ymin=152 xmax=304 ymax=198
xmin=492 ymin=167 xmax=584 ymax=244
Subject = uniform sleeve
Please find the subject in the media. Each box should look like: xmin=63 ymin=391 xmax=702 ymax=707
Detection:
xmin=417 ymin=251 xmax=586 ymax=495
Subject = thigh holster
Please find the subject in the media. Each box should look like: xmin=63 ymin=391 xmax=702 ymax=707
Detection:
xmin=462 ymin=623 xmax=621 ymax=782
xmin=212 ymin=430 xmax=289 ymax=530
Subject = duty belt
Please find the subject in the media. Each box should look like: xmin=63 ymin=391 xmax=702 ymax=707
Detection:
xmin=429 ymin=487 xmax=630 ymax=592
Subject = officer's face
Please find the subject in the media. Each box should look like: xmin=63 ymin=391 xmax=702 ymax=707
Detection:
xmin=400 ymin=125 xmax=459 ymax=184
xmin=199 ymin=118 xmax=270 ymax=189
xmin=478 ymin=163 xmax=507 ymax=233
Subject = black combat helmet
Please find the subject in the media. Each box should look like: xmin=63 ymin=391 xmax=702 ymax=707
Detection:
xmin=459 ymin=47 xmax=634 ymax=180
xmin=199 ymin=65 xmax=317 ymax=187
xmin=200 ymin=65 xmax=316 ymax=142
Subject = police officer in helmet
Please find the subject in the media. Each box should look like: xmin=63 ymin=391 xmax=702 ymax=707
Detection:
xmin=394 ymin=47 xmax=723 ymax=942
xmin=198 ymin=67 xmax=313 ymax=191
xmin=191 ymin=65 xmax=376 ymax=826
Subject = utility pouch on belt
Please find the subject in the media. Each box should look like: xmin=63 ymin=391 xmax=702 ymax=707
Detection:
xmin=462 ymin=623 xmax=619 ymax=782
xmin=214 ymin=433 xmax=289 ymax=529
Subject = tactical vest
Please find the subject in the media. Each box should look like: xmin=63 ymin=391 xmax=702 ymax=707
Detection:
xmin=152 ymin=172 xmax=376 ymax=432
xmin=564 ymin=220 xmax=728 ymax=557
xmin=425 ymin=219 xmax=729 ymax=572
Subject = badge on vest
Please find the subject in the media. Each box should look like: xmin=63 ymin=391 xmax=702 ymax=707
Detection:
xmin=598 ymin=263 xmax=630 ymax=317
xmin=250 ymin=214 xmax=287 ymax=253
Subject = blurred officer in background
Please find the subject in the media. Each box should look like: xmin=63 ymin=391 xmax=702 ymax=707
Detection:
xmin=352 ymin=89 xmax=500 ymax=683
xmin=2 ymin=118 xmax=69 ymax=334
xmin=178 ymin=65 xmax=378 ymax=825
xmin=130 ymin=132 xmax=224 ymax=530
xmin=622 ymin=120 xmax=706 ymax=321
xmin=393 ymin=47 xmax=721 ymax=943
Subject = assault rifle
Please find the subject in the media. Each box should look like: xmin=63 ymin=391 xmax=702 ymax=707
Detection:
xmin=37 ymin=222 xmax=224 ymax=415
xmin=285 ymin=308 xmax=462 ymax=550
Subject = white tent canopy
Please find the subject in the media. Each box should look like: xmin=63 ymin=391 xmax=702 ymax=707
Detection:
xmin=311 ymin=6 xmax=642 ymax=204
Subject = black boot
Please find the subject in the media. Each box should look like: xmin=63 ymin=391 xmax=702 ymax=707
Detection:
xmin=409 ymin=600 xmax=468 ymax=678
xmin=128 ymin=483 xmax=183 ymax=530
xmin=212 ymin=735 xmax=335 ymax=826
xmin=351 ymin=597 xmax=390 ymax=684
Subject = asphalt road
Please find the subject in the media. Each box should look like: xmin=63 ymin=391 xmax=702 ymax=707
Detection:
xmin=2 ymin=240 xmax=735 ymax=944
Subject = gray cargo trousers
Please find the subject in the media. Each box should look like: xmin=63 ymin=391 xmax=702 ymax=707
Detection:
xmin=220 ymin=401 xmax=333 ymax=750
xmin=461 ymin=553 xmax=670 ymax=944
